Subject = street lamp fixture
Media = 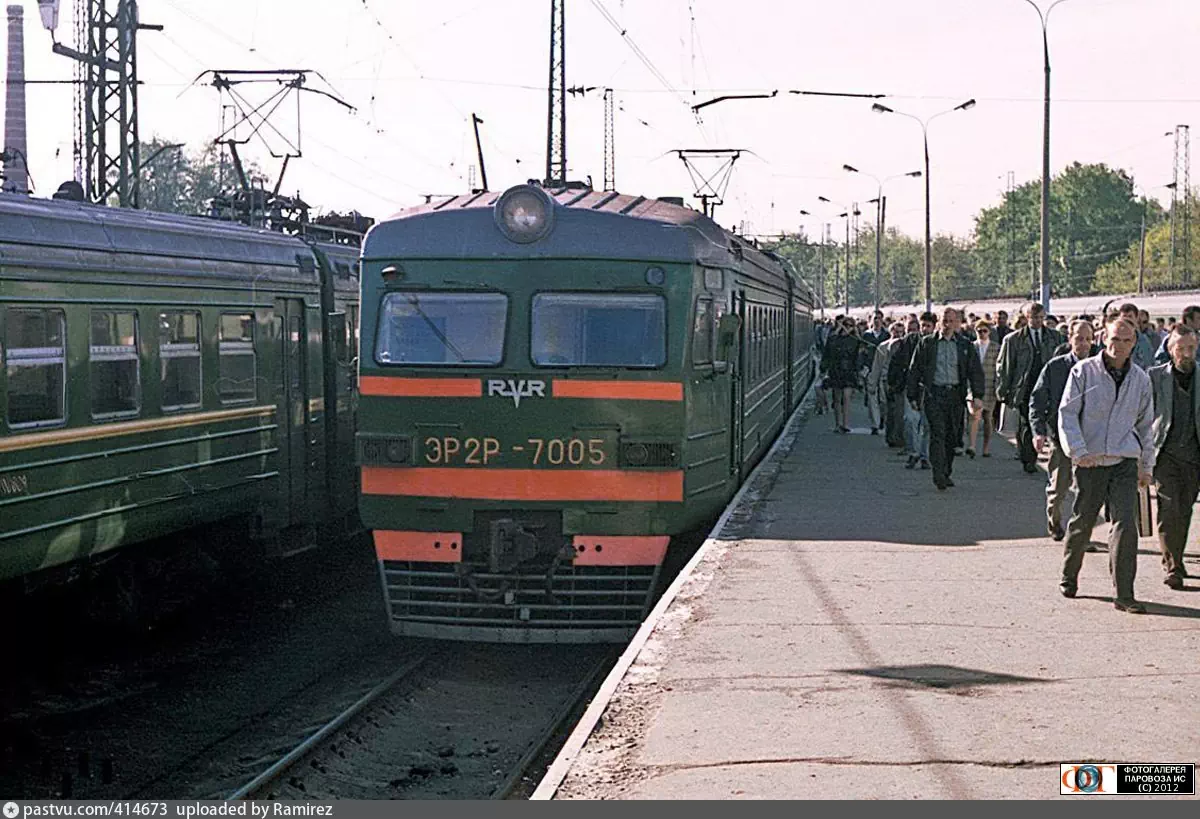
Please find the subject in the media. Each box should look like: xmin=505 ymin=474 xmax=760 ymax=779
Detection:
xmin=842 ymin=164 xmax=922 ymax=312
xmin=869 ymin=99 xmax=977 ymax=312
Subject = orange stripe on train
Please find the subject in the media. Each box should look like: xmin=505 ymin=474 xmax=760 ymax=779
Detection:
xmin=374 ymin=530 xmax=463 ymax=563
xmin=359 ymin=376 xmax=482 ymax=397
xmin=551 ymin=380 xmax=683 ymax=401
xmin=361 ymin=467 xmax=684 ymax=502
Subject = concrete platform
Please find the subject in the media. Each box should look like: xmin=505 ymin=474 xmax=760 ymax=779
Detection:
xmin=536 ymin=398 xmax=1200 ymax=800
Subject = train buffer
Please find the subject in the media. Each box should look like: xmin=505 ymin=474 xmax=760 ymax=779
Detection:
xmin=535 ymin=399 xmax=1200 ymax=799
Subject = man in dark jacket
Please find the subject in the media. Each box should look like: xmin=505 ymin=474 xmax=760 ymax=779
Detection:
xmin=997 ymin=302 xmax=1064 ymax=473
xmin=1148 ymin=325 xmax=1200 ymax=589
xmin=907 ymin=307 xmax=985 ymax=490
xmin=1154 ymin=305 xmax=1200 ymax=365
xmin=1030 ymin=319 xmax=1096 ymax=540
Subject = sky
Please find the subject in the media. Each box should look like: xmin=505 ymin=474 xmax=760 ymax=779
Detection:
xmin=5 ymin=0 xmax=1200 ymax=240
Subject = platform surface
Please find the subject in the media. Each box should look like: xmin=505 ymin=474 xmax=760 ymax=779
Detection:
xmin=545 ymin=400 xmax=1200 ymax=800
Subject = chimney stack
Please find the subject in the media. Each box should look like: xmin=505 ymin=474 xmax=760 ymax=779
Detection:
xmin=4 ymin=3 xmax=29 ymax=194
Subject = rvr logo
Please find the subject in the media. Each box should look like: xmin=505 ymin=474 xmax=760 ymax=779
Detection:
xmin=487 ymin=378 xmax=546 ymax=408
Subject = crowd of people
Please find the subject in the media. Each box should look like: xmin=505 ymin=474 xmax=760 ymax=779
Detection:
xmin=815 ymin=301 xmax=1200 ymax=614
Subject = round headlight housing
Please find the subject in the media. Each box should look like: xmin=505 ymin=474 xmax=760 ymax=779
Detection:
xmin=494 ymin=185 xmax=555 ymax=244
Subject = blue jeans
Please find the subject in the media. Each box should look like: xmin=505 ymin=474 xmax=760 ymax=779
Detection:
xmin=904 ymin=400 xmax=929 ymax=460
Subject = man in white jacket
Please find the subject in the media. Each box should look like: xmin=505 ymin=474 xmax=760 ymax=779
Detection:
xmin=1057 ymin=317 xmax=1156 ymax=612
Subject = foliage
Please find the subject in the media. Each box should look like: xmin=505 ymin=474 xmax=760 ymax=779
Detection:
xmin=972 ymin=162 xmax=1158 ymax=297
xmin=137 ymin=138 xmax=268 ymax=216
xmin=1094 ymin=193 xmax=1200 ymax=292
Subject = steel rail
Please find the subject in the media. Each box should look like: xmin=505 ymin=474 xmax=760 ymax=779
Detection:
xmin=226 ymin=654 xmax=431 ymax=800
xmin=490 ymin=650 xmax=618 ymax=800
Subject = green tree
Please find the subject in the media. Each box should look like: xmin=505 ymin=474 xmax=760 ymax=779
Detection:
xmin=972 ymin=162 xmax=1152 ymax=297
xmin=1094 ymin=191 xmax=1199 ymax=292
xmin=137 ymin=138 xmax=267 ymax=216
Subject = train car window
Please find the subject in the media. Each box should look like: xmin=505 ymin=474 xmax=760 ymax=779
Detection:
xmin=532 ymin=293 xmax=665 ymax=368
xmin=5 ymin=308 xmax=67 ymax=429
xmin=90 ymin=310 xmax=140 ymax=419
xmin=692 ymin=299 xmax=714 ymax=366
xmin=218 ymin=313 xmax=257 ymax=403
xmin=376 ymin=292 xmax=507 ymax=366
xmin=159 ymin=312 xmax=202 ymax=411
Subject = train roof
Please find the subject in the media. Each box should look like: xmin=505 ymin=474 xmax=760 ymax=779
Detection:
xmin=0 ymin=194 xmax=363 ymax=291
xmin=0 ymin=193 xmax=319 ymax=267
xmin=364 ymin=185 xmax=799 ymax=283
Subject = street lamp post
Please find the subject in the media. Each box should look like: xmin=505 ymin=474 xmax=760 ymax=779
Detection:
xmin=817 ymin=196 xmax=858 ymax=313
xmin=842 ymin=165 xmax=921 ymax=313
xmin=871 ymin=100 xmax=976 ymax=313
xmin=1024 ymin=0 xmax=1071 ymax=312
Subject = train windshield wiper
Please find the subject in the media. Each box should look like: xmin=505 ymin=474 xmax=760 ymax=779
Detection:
xmin=405 ymin=293 xmax=467 ymax=363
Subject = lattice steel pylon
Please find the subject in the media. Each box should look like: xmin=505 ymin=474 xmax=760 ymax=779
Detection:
xmin=1170 ymin=124 xmax=1191 ymax=285
xmin=52 ymin=0 xmax=160 ymax=207
xmin=602 ymin=87 xmax=615 ymax=191
xmin=544 ymin=0 xmax=566 ymax=187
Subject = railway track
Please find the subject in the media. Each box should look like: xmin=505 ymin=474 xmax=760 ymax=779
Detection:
xmin=227 ymin=655 xmax=433 ymax=800
xmin=225 ymin=646 xmax=615 ymax=801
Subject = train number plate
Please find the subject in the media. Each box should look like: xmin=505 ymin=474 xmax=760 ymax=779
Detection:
xmin=421 ymin=436 xmax=610 ymax=467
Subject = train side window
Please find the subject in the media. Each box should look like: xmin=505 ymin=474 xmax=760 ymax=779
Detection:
xmin=218 ymin=313 xmax=256 ymax=403
xmin=5 ymin=308 xmax=67 ymax=429
xmin=160 ymin=311 xmax=202 ymax=412
xmin=692 ymin=299 xmax=713 ymax=366
xmin=90 ymin=310 xmax=140 ymax=419
xmin=347 ymin=305 xmax=359 ymax=360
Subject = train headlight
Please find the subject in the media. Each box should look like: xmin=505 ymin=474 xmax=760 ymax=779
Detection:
xmin=494 ymin=185 xmax=555 ymax=244
xmin=623 ymin=443 xmax=649 ymax=466
xmin=357 ymin=435 xmax=411 ymax=465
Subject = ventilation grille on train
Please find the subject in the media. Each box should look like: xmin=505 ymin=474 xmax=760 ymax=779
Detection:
xmin=379 ymin=560 xmax=660 ymax=643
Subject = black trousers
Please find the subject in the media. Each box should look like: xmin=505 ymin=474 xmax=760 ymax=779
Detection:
xmin=1061 ymin=458 xmax=1140 ymax=600
xmin=1016 ymin=393 xmax=1037 ymax=466
xmin=1154 ymin=451 xmax=1200 ymax=580
xmin=924 ymin=386 xmax=960 ymax=486
xmin=886 ymin=391 xmax=906 ymax=447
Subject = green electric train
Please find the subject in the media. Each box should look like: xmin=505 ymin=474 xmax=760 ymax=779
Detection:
xmin=0 ymin=194 xmax=361 ymax=593
xmin=358 ymin=183 xmax=817 ymax=643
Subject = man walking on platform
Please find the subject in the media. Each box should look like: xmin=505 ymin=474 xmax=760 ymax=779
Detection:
xmin=997 ymin=302 xmax=1063 ymax=474
xmin=890 ymin=313 xmax=935 ymax=469
xmin=907 ymin=307 xmax=984 ymax=491
xmin=1031 ymin=319 xmax=1095 ymax=541
xmin=1058 ymin=318 xmax=1155 ymax=613
xmin=869 ymin=321 xmax=907 ymax=445
xmin=1148 ymin=326 xmax=1200 ymax=590
xmin=1154 ymin=305 xmax=1200 ymax=365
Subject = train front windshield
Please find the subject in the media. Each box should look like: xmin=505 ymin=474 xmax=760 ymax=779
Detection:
xmin=531 ymin=293 xmax=666 ymax=368
xmin=375 ymin=292 xmax=507 ymax=366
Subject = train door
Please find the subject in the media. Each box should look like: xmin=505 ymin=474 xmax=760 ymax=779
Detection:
xmin=730 ymin=289 xmax=745 ymax=481
xmin=277 ymin=298 xmax=310 ymax=528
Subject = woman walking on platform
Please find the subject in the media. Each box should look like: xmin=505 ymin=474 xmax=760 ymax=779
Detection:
xmin=968 ymin=321 xmax=1000 ymax=458
xmin=822 ymin=317 xmax=866 ymax=433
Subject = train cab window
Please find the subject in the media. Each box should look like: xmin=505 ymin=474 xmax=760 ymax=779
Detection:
xmin=90 ymin=310 xmax=140 ymax=419
xmin=376 ymin=292 xmax=507 ymax=366
xmin=692 ymin=299 xmax=714 ymax=366
xmin=532 ymin=293 xmax=665 ymax=368
xmin=218 ymin=313 xmax=257 ymax=403
xmin=159 ymin=311 xmax=202 ymax=411
xmin=5 ymin=308 xmax=66 ymax=429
